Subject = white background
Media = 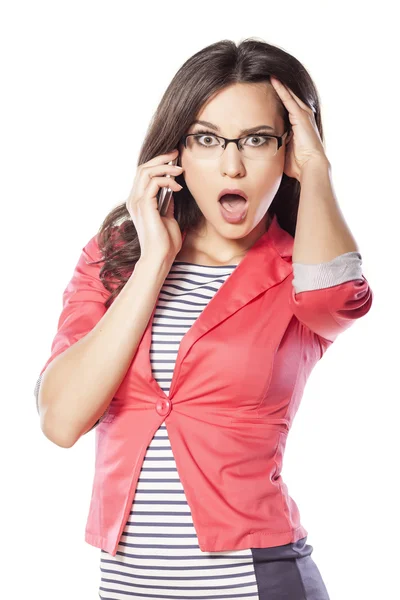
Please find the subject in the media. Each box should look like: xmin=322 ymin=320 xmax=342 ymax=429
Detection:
xmin=1 ymin=1 xmax=398 ymax=598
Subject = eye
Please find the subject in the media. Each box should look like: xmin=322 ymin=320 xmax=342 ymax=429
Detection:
xmin=243 ymin=135 xmax=273 ymax=147
xmin=192 ymin=130 xmax=220 ymax=146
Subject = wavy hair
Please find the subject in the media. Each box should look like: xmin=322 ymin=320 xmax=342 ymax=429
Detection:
xmin=90 ymin=37 xmax=324 ymax=308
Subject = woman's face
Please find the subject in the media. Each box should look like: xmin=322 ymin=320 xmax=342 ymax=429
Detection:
xmin=179 ymin=81 xmax=289 ymax=243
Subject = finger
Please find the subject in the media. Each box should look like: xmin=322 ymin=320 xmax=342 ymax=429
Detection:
xmin=144 ymin=149 xmax=179 ymax=168
xmin=271 ymin=77 xmax=315 ymax=116
xmin=286 ymin=88 xmax=315 ymax=116
xmin=270 ymin=76 xmax=302 ymax=112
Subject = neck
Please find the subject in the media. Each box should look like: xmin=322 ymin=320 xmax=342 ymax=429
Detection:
xmin=176 ymin=212 xmax=272 ymax=267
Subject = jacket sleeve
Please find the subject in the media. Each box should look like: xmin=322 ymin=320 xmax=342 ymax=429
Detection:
xmin=34 ymin=232 xmax=110 ymax=431
xmin=289 ymin=251 xmax=373 ymax=343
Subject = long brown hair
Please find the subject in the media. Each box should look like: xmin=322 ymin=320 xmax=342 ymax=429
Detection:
xmin=91 ymin=37 xmax=324 ymax=308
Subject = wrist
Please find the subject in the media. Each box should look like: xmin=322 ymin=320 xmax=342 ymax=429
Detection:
xmin=299 ymin=156 xmax=331 ymax=183
xmin=137 ymin=254 xmax=173 ymax=273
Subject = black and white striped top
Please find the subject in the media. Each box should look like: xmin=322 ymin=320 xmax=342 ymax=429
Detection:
xmin=97 ymin=251 xmax=362 ymax=599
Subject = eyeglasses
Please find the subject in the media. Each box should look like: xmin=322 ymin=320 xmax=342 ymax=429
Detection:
xmin=179 ymin=129 xmax=290 ymax=160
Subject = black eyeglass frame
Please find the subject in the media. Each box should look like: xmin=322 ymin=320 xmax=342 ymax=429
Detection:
xmin=179 ymin=129 xmax=290 ymax=155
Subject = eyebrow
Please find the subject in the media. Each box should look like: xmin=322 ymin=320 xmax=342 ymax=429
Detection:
xmin=190 ymin=119 xmax=276 ymax=135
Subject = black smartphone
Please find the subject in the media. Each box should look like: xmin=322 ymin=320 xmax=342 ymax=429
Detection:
xmin=157 ymin=154 xmax=180 ymax=216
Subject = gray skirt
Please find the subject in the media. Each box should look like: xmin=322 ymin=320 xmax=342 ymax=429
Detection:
xmin=250 ymin=536 xmax=330 ymax=599
xmin=99 ymin=536 xmax=330 ymax=599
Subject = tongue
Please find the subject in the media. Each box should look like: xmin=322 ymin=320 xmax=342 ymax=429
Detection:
xmin=220 ymin=194 xmax=246 ymax=213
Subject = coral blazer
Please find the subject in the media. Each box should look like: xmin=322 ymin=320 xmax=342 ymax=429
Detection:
xmin=38 ymin=214 xmax=373 ymax=556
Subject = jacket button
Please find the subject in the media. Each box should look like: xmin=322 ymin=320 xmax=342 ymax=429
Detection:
xmin=156 ymin=398 xmax=171 ymax=416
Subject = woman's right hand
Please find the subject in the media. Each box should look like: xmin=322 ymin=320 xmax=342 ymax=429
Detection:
xmin=126 ymin=148 xmax=185 ymax=263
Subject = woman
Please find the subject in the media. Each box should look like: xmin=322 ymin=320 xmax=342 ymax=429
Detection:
xmin=36 ymin=38 xmax=373 ymax=599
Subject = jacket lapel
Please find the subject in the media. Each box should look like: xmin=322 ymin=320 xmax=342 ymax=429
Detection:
xmin=137 ymin=214 xmax=294 ymax=399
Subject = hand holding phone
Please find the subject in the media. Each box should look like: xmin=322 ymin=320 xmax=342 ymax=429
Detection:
xmin=125 ymin=149 xmax=184 ymax=263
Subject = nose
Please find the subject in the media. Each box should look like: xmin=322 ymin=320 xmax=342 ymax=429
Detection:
xmin=220 ymin=141 xmax=246 ymax=175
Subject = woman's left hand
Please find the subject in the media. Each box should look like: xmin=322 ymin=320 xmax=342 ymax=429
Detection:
xmin=270 ymin=76 xmax=329 ymax=181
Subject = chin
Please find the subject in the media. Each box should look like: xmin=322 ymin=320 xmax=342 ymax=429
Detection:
xmin=213 ymin=221 xmax=257 ymax=240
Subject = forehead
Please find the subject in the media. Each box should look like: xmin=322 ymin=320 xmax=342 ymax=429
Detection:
xmin=193 ymin=82 xmax=283 ymax=132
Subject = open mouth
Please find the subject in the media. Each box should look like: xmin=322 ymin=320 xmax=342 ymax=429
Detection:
xmin=218 ymin=193 xmax=248 ymax=213
xmin=218 ymin=193 xmax=249 ymax=223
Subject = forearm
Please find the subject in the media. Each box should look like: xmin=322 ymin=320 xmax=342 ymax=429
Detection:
xmin=292 ymin=159 xmax=359 ymax=264
xmin=39 ymin=255 xmax=173 ymax=447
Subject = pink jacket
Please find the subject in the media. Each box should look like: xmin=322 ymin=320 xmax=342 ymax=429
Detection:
xmin=38 ymin=214 xmax=373 ymax=556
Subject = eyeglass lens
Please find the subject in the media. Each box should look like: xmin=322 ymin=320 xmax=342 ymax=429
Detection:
xmin=186 ymin=133 xmax=278 ymax=160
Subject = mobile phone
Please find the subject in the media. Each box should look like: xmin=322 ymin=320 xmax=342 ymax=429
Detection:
xmin=157 ymin=155 xmax=180 ymax=216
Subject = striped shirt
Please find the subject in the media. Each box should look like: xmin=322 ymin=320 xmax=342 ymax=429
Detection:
xmin=97 ymin=251 xmax=362 ymax=598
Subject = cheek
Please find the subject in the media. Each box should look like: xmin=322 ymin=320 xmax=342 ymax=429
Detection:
xmin=255 ymin=166 xmax=284 ymax=209
xmin=180 ymin=171 xmax=218 ymax=216
xmin=182 ymin=164 xmax=215 ymax=197
xmin=254 ymin=159 xmax=284 ymax=189
xmin=182 ymin=169 xmax=204 ymax=196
